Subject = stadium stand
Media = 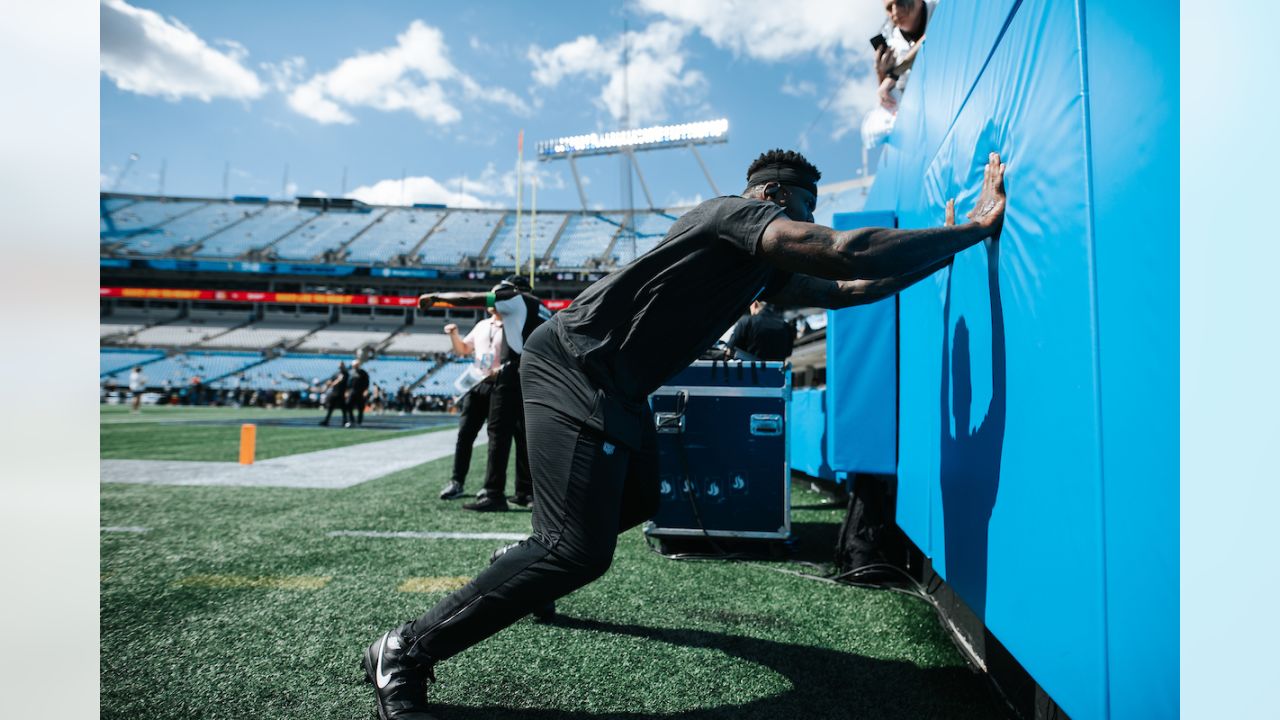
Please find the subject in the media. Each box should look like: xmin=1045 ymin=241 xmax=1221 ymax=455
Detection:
xmin=417 ymin=359 xmax=471 ymax=397
xmin=115 ymin=202 xmax=253 ymax=255
xmin=126 ymin=319 xmax=241 ymax=347
xmin=548 ymin=213 xmax=623 ymax=268
xmin=363 ymin=357 xmax=438 ymax=390
xmin=100 ymin=348 xmax=165 ymax=376
xmin=381 ymin=326 xmax=454 ymax=356
xmin=197 ymin=321 xmax=324 ymax=350
xmin=101 ymin=351 xmax=263 ymax=388
xmin=100 ymin=320 xmax=149 ymax=341
xmin=195 ymin=204 xmax=315 ymax=258
xmin=342 ymin=208 xmax=445 ymax=264
xmin=101 ymin=199 xmax=207 ymax=241
xmin=294 ymin=323 xmax=399 ymax=353
xmin=417 ymin=210 xmax=502 ymax=266
xmin=269 ymin=210 xmax=379 ymax=260
xmin=212 ymin=354 xmax=346 ymax=391
xmin=486 ymin=213 xmax=566 ymax=268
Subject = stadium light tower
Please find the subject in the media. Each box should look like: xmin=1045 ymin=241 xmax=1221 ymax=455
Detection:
xmin=537 ymin=118 xmax=728 ymax=212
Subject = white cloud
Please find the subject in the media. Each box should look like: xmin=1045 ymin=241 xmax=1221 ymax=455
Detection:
xmin=451 ymin=161 xmax=566 ymax=199
xmin=283 ymin=20 xmax=527 ymax=126
xmin=348 ymin=175 xmax=496 ymax=208
xmin=635 ymin=0 xmax=884 ymax=63
xmin=528 ymin=21 xmax=705 ymax=126
xmin=350 ymin=161 xmax=565 ymax=209
xmin=781 ymin=76 xmax=817 ymax=97
xmin=828 ymin=72 xmax=882 ymax=140
xmin=100 ymin=0 xmax=264 ymax=101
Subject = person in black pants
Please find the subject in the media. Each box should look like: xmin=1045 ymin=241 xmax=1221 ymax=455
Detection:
xmin=438 ymin=311 xmax=502 ymax=500
xmin=318 ymin=361 xmax=348 ymax=426
xmin=363 ymin=149 xmax=1009 ymax=719
xmin=345 ymin=358 xmax=370 ymax=428
xmin=461 ymin=276 xmax=548 ymax=512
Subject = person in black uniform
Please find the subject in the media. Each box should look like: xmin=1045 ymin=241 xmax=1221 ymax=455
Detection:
xmin=318 ymin=361 xmax=348 ymax=426
xmin=346 ymin=358 xmax=370 ymax=428
xmin=363 ymin=148 xmax=1008 ymax=718
xmin=728 ymin=300 xmax=796 ymax=361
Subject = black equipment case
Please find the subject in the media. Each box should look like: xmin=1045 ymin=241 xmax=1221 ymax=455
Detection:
xmin=645 ymin=360 xmax=791 ymax=540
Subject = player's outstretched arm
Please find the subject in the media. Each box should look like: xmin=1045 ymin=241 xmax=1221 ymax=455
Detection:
xmin=760 ymin=153 xmax=1006 ymax=281
xmin=417 ymin=287 xmax=519 ymax=311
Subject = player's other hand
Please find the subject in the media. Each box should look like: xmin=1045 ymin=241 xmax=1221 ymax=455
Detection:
xmin=967 ymin=152 xmax=1006 ymax=236
xmin=944 ymin=198 xmax=956 ymax=227
xmin=443 ymin=323 xmax=458 ymax=335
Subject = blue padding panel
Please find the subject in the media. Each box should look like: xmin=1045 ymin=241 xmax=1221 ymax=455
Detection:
xmin=1085 ymin=1 xmax=1179 ymax=717
xmin=825 ymin=211 xmax=897 ymax=476
xmin=882 ymin=1 xmax=1117 ymax=716
xmin=787 ymin=388 xmax=833 ymax=480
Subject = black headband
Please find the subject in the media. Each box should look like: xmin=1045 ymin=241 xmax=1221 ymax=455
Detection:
xmin=747 ymin=165 xmax=818 ymax=197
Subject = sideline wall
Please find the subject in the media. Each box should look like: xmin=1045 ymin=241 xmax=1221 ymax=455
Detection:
xmin=849 ymin=1 xmax=1177 ymax=717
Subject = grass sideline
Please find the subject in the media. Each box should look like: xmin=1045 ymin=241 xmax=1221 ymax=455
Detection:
xmin=100 ymin=417 xmax=1002 ymax=719
xmin=101 ymin=406 xmax=448 ymax=462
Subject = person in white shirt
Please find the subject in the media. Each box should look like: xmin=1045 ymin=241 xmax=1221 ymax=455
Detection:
xmin=128 ymin=366 xmax=146 ymax=413
xmin=437 ymin=309 xmax=504 ymax=500
xmin=862 ymin=0 xmax=937 ymax=149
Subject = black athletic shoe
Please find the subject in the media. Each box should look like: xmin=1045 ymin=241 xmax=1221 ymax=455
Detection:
xmin=462 ymin=495 xmax=509 ymax=512
xmin=508 ymin=493 xmax=533 ymax=508
xmin=489 ymin=542 xmax=556 ymax=621
xmin=438 ymin=481 xmax=465 ymax=500
xmin=362 ymin=629 xmax=438 ymax=720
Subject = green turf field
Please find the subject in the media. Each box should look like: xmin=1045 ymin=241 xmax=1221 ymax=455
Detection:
xmin=101 ymin=406 xmax=445 ymax=461
xmin=100 ymin=411 xmax=1003 ymax=719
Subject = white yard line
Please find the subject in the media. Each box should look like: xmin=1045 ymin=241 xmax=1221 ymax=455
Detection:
xmin=327 ymin=530 xmax=527 ymax=541
xmin=102 ymin=526 xmax=150 ymax=533
xmin=101 ymin=428 xmax=479 ymax=489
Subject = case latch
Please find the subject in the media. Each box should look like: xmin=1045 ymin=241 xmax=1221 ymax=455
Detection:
xmin=749 ymin=414 xmax=782 ymax=436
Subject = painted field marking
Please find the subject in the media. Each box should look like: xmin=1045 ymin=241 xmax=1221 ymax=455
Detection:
xmin=398 ymin=576 xmax=472 ymax=593
xmin=327 ymin=530 xmax=527 ymax=541
xmin=102 ymin=526 xmax=149 ymax=533
xmin=174 ymin=575 xmax=333 ymax=590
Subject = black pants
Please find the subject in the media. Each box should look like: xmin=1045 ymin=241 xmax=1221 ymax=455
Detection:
xmin=322 ymin=392 xmax=350 ymax=425
xmin=450 ymin=382 xmax=492 ymax=486
xmin=348 ymin=391 xmax=366 ymax=425
xmin=480 ymin=364 xmax=532 ymax=499
xmin=402 ymin=323 xmax=659 ymax=663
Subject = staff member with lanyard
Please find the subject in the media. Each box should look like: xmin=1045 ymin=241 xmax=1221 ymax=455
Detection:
xmin=437 ymin=308 xmax=502 ymax=501
xmin=363 ymin=148 xmax=1008 ymax=719
xmin=423 ymin=276 xmax=549 ymax=512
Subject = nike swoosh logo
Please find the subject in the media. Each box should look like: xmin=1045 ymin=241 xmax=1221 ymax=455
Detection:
xmin=375 ymin=633 xmax=392 ymax=688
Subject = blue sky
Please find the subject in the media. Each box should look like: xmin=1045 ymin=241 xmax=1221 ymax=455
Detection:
xmin=101 ymin=0 xmax=890 ymax=211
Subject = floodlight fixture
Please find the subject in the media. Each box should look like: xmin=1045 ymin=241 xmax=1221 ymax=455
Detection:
xmin=537 ymin=118 xmax=729 ymax=160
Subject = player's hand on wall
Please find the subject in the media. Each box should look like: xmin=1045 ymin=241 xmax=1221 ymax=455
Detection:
xmin=968 ymin=152 xmax=1006 ymax=236
xmin=945 ymin=198 xmax=956 ymax=227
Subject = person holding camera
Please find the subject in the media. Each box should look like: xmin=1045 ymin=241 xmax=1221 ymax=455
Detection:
xmin=863 ymin=0 xmax=937 ymax=148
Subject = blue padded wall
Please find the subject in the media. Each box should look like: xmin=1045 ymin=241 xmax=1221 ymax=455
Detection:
xmin=1085 ymin=1 xmax=1179 ymax=717
xmin=788 ymin=388 xmax=833 ymax=480
xmin=825 ymin=210 xmax=898 ymax=476
xmin=857 ymin=0 xmax=1174 ymax=716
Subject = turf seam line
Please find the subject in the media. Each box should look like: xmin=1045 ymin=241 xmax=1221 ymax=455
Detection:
xmin=102 ymin=526 xmax=150 ymax=533
xmin=327 ymin=530 xmax=528 ymax=541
